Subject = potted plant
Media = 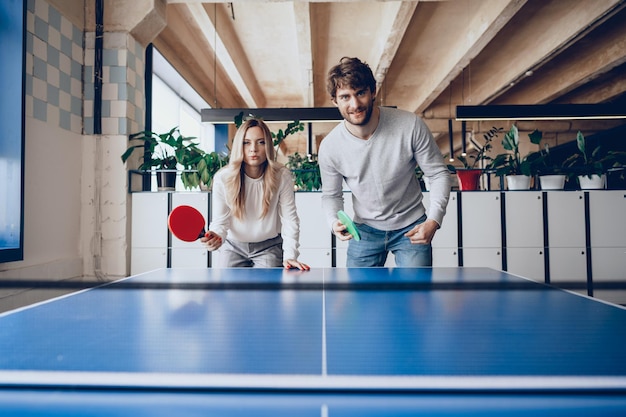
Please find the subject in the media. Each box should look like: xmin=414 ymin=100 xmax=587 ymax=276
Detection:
xmin=449 ymin=127 xmax=499 ymax=191
xmin=563 ymin=131 xmax=626 ymax=190
xmin=121 ymin=127 xmax=202 ymax=191
xmin=286 ymin=152 xmax=322 ymax=191
xmin=489 ymin=125 xmax=543 ymax=190
xmin=534 ymin=143 xmax=569 ymax=190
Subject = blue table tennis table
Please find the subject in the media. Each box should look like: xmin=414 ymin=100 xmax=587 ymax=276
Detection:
xmin=1 ymin=267 xmax=626 ymax=415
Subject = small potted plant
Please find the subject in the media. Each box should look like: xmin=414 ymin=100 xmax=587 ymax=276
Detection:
xmin=489 ymin=125 xmax=543 ymax=190
xmin=121 ymin=127 xmax=202 ymax=191
xmin=534 ymin=143 xmax=569 ymax=190
xmin=563 ymin=131 xmax=626 ymax=190
xmin=449 ymin=127 xmax=498 ymax=191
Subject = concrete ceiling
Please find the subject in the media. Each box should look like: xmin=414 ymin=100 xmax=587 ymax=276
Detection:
xmin=153 ymin=0 xmax=626 ymax=154
xmin=51 ymin=0 xmax=626 ymax=155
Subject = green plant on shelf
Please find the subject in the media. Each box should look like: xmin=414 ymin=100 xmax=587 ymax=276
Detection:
xmin=286 ymin=152 xmax=322 ymax=191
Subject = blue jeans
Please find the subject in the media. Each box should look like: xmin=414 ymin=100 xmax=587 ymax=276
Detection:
xmin=346 ymin=214 xmax=432 ymax=267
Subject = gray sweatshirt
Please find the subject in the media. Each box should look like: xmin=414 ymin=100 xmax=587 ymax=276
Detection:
xmin=318 ymin=106 xmax=451 ymax=231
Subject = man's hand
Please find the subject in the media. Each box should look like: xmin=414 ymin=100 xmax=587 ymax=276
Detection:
xmin=404 ymin=219 xmax=439 ymax=244
xmin=332 ymin=219 xmax=353 ymax=241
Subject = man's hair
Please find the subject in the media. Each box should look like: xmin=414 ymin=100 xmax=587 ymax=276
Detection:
xmin=326 ymin=57 xmax=377 ymax=99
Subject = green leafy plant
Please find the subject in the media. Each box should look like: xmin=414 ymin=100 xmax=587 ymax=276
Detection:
xmin=489 ymin=125 xmax=543 ymax=176
xmin=452 ymin=127 xmax=500 ymax=171
xmin=195 ymin=151 xmax=229 ymax=190
xmin=122 ymin=127 xmax=207 ymax=190
xmin=121 ymin=127 xmax=201 ymax=171
xmin=563 ymin=131 xmax=626 ymax=179
xmin=286 ymin=152 xmax=322 ymax=191
xmin=534 ymin=143 xmax=568 ymax=176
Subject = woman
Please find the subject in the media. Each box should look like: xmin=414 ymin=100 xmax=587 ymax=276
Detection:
xmin=201 ymin=118 xmax=310 ymax=270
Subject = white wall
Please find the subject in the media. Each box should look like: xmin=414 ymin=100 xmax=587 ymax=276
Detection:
xmin=0 ymin=118 xmax=83 ymax=280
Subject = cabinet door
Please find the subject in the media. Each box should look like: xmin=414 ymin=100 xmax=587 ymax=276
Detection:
xmin=131 ymin=193 xmax=168 ymax=275
xmin=589 ymin=191 xmax=626 ymax=304
xmin=504 ymin=192 xmax=544 ymax=281
xmin=589 ymin=190 xmax=626 ymax=248
xmin=505 ymin=192 xmax=543 ymax=248
xmin=461 ymin=192 xmax=502 ymax=268
xmin=295 ymin=192 xmax=332 ymax=266
xmin=433 ymin=248 xmax=459 ymax=267
xmin=131 ymin=248 xmax=167 ymax=275
xmin=171 ymin=193 xmax=209 ymax=247
xmin=171 ymin=193 xmax=210 ymax=268
xmin=545 ymin=191 xmax=587 ymax=287
xmin=507 ymin=248 xmax=545 ymax=282
xmin=131 ymin=193 xmax=168 ymax=248
xmin=424 ymin=191 xmax=459 ymax=267
xmin=549 ymin=247 xmax=588 ymax=297
xmin=461 ymin=192 xmax=501 ymax=248
xmin=462 ymin=248 xmax=502 ymax=270
xmin=546 ymin=191 xmax=585 ymax=248
xmin=423 ymin=192 xmax=459 ymax=248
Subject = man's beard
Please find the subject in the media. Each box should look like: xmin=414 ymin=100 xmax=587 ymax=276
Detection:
xmin=342 ymin=99 xmax=374 ymax=126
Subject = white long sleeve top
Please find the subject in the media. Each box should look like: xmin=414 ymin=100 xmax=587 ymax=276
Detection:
xmin=208 ymin=166 xmax=301 ymax=261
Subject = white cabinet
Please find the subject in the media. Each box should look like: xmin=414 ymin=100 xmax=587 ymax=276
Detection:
xmin=295 ymin=192 xmax=332 ymax=267
xmin=424 ymin=192 xmax=459 ymax=267
xmin=131 ymin=193 xmax=168 ymax=275
xmin=545 ymin=191 xmax=587 ymax=288
xmin=171 ymin=193 xmax=209 ymax=268
xmin=131 ymin=192 xmax=209 ymax=275
xmin=505 ymin=192 xmax=545 ymax=282
xmin=588 ymin=191 xmax=626 ymax=304
xmin=461 ymin=192 xmax=502 ymax=269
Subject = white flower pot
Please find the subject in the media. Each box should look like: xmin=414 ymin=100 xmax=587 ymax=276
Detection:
xmin=539 ymin=174 xmax=566 ymax=190
xmin=578 ymin=174 xmax=605 ymax=190
xmin=506 ymin=175 xmax=531 ymax=190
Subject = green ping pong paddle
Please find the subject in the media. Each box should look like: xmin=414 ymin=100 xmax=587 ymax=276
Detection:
xmin=337 ymin=210 xmax=360 ymax=241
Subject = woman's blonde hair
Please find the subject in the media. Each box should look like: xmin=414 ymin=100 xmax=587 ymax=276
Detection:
xmin=222 ymin=118 xmax=281 ymax=219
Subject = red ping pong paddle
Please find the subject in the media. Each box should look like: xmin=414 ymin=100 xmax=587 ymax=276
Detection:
xmin=168 ymin=205 xmax=208 ymax=242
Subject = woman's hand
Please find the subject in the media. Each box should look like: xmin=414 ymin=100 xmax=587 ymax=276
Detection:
xmin=200 ymin=231 xmax=223 ymax=251
xmin=284 ymin=259 xmax=311 ymax=271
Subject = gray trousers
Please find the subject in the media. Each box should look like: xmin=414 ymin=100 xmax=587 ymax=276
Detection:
xmin=215 ymin=235 xmax=283 ymax=268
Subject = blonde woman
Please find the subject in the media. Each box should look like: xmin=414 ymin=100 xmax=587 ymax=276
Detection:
xmin=201 ymin=118 xmax=310 ymax=270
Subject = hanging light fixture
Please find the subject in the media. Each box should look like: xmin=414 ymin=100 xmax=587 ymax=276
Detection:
xmin=201 ymin=107 xmax=343 ymax=123
xmin=456 ymin=103 xmax=626 ymax=121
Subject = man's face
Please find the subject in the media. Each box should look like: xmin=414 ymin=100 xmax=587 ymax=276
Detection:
xmin=333 ymin=86 xmax=376 ymax=126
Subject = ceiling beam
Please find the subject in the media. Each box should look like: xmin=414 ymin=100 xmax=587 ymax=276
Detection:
xmin=371 ymin=1 xmax=418 ymax=98
xmin=466 ymin=0 xmax=623 ymax=106
xmin=185 ymin=2 xmax=258 ymax=107
xmin=153 ymin=5 xmax=241 ymax=109
xmin=493 ymin=4 xmax=626 ymax=105
xmin=410 ymin=0 xmax=527 ymax=115
xmin=293 ymin=2 xmax=314 ymax=107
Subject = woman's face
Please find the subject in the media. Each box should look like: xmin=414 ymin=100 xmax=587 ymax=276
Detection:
xmin=242 ymin=125 xmax=268 ymax=169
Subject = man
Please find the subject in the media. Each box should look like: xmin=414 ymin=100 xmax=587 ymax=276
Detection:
xmin=318 ymin=57 xmax=451 ymax=267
